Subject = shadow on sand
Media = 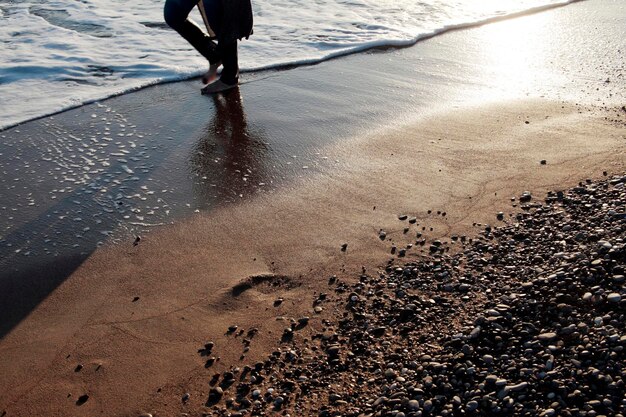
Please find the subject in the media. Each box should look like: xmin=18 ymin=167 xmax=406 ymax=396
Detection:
xmin=0 ymin=88 xmax=266 ymax=340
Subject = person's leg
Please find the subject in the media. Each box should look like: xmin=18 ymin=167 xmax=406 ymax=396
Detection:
xmin=199 ymin=0 xmax=222 ymax=84
xmin=198 ymin=0 xmax=239 ymax=93
xmin=164 ymin=0 xmax=218 ymax=64
xmin=219 ymin=41 xmax=238 ymax=85
xmin=200 ymin=40 xmax=238 ymax=94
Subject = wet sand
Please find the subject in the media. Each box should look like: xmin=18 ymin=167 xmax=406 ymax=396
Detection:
xmin=1 ymin=0 xmax=625 ymax=415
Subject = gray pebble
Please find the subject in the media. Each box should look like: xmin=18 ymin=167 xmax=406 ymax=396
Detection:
xmin=607 ymin=293 xmax=621 ymax=303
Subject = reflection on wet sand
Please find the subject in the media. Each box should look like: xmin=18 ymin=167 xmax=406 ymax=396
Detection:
xmin=190 ymin=90 xmax=271 ymax=206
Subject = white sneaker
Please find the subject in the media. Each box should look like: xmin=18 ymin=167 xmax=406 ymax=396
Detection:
xmin=201 ymin=79 xmax=238 ymax=95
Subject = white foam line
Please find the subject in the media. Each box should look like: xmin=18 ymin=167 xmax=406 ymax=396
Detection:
xmin=0 ymin=0 xmax=584 ymax=133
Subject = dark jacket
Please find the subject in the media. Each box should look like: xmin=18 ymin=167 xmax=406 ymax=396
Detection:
xmin=215 ymin=0 xmax=253 ymax=44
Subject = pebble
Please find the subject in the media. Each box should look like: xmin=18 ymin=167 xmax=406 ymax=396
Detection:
xmin=329 ymin=393 xmax=342 ymax=402
xmin=520 ymin=191 xmax=532 ymax=202
xmin=326 ymin=346 xmax=341 ymax=356
xmin=482 ymin=354 xmax=494 ymax=364
xmin=469 ymin=326 xmax=481 ymax=339
xmin=191 ymin=175 xmax=626 ymax=417
xmin=537 ymin=332 xmax=557 ymax=342
xmin=466 ymin=400 xmax=479 ymax=411
xmin=76 ymin=394 xmax=89 ymax=405
xmin=607 ymin=293 xmax=621 ymax=303
xmin=507 ymin=382 xmax=528 ymax=392
xmin=407 ymin=400 xmax=419 ymax=411
xmin=423 ymin=400 xmax=433 ymax=412
xmin=208 ymin=387 xmax=223 ymax=403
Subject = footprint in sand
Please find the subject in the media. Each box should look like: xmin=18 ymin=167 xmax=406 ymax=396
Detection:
xmin=230 ymin=274 xmax=297 ymax=296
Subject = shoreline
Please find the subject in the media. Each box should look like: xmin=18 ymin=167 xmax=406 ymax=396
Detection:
xmin=1 ymin=0 xmax=626 ymax=415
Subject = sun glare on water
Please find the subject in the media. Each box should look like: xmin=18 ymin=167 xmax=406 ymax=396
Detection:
xmin=472 ymin=12 xmax=555 ymax=100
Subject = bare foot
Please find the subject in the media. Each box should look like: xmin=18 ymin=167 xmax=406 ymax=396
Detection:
xmin=202 ymin=61 xmax=222 ymax=84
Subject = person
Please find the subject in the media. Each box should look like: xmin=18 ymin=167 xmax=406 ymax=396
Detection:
xmin=164 ymin=0 xmax=253 ymax=94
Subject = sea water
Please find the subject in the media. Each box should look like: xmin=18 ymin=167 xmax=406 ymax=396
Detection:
xmin=0 ymin=0 xmax=578 ymax=130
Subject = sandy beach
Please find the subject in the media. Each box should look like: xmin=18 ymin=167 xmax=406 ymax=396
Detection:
xmin=0 ymin=0 xmax=625 ymax=416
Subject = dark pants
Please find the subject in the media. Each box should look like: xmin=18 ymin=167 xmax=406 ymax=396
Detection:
xmin=164 ymin=0 xmax=238 ymax=85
